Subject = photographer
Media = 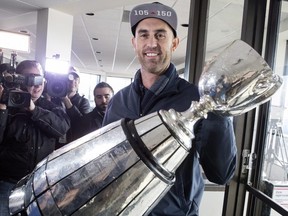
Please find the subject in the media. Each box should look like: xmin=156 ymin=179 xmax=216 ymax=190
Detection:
xmin=49 ymin=67 xmax=90 ymax=147
xmin=0 ymin=60 xmax=70 ymax=216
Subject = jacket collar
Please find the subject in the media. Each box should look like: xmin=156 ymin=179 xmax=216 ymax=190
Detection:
xmin=133 ymin=63 xmax=178 ymax=96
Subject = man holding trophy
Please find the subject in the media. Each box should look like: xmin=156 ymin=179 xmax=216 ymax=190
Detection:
xmin=103 ymin=2 xmax=237 ymax=215
xmin=8 ymin=2 xmax=282 ymax=216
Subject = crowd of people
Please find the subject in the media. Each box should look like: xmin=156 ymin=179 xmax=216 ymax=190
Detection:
xmin=0 ymin=2 xmax=237 ymax=216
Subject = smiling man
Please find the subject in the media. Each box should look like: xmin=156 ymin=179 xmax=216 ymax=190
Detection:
xmin=103 ymin=2 xmax=237 ymax=216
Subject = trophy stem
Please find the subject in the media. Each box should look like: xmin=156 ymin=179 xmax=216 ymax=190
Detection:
xmin=159 ymin=95 xmax=215 ymax=151
xmin=180 ymin=95 xmax=216 ymax=122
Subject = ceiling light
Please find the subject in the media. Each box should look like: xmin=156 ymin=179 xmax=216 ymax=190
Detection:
xmin=0 ymin=29 xmax=30 ymax=52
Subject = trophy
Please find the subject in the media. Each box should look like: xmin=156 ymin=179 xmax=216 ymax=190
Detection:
xmin=9 ymin=40 xmax=282 ymax=216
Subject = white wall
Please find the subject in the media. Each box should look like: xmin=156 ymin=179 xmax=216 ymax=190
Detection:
xmin=199 ymin=191 xmax=225 ymax=216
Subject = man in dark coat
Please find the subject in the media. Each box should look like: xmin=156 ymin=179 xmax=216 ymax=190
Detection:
xmin=103 ymin=2 xmax=237 ymax=216
xmin=0 ymin=60 xmax=70 ymax=216
xmin=73 ymin=82 xmax=114 ymax=139
xmin=50 ymin=67 xmax=90 ymax=146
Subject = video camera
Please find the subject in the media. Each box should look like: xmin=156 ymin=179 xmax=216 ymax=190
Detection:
xmin=0 ymin=68 xmax=44 ymax=108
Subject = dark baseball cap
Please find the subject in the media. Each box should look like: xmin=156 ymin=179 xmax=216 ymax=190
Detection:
xmin=130 ymin=2 xmax=177 ymax=37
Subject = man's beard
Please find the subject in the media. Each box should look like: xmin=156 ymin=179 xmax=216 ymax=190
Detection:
xmin=97 ymin=104 xmax=106 ymax=113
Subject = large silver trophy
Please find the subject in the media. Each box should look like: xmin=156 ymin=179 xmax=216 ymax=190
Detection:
xmin=9 ymin=40 xmax=282 ymax=216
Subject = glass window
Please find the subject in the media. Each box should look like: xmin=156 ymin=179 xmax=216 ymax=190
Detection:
xmin=78 ymin=72 xmax=100 ymax=108
xmin=261 ymin=1 xmax=288 ymax=214
xmin=200 ymin=1 xmax=244 ymax=215
xmin=106 ymin=76 xmax=132 ymax=94
xmin=205 ymin=1 xmax=244 ymax=62
xmin=77 ymin=74 xmax=132 ymax=108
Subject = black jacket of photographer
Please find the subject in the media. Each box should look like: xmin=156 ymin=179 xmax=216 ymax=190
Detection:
xmin=52 ymin=92 xmax=90 ymax=143
xmin=0 ymin=97 xmax=70 ymax=183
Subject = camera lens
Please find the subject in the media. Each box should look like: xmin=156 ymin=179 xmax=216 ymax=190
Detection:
xmin=46 ymin=74 xmax=68 ymax=98
xmin=8 ymin=91 xmax=31 ymax=108
xmin=10 ymin=92 xmax=25 ymax=105
xmin=51 ymin=81 xmax=65 ymax=95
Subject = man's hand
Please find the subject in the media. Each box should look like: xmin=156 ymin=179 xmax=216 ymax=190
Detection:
xmin=61 ymin=96 xmax=73 ymax=109
xmin=28 ymin=99 xmax=36 ymax=112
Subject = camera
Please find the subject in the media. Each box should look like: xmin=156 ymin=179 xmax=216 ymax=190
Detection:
xmin=6 ymin=90 xmax=31 ymax=108
xmin=45 ymin=72 xmax=68 ymax=98
xmin=0 ymin=69 xmax=44 ymax=108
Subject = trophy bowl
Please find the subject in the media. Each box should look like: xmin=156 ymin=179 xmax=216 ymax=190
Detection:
xmin=198 ymin=39 xmax=283 ymax=116
xmin=160 ymin=39 xmax=282 ymax=145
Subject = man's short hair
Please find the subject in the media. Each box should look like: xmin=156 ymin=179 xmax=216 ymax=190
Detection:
xmin=15 ymin=60 xmax=43 ymax=75
xmin=130 ymin=2 xmax=178 ymax=37
xmin=94 ymin=82 xmax=114 ymax=95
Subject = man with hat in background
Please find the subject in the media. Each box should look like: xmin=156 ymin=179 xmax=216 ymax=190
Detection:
xmin=103 ymin=2 xmax=237 ymax=215
xmin=52 ymin=66 xmax=90 ymax=147
xmin=61 ymin=66 xmax=90 ymax=116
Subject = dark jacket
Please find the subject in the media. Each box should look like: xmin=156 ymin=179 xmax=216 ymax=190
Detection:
xmin=0 ymin=97 xmax=70 ymax=183
xmin=52 ymin=93 xmax=90 ymax=145
xmin=66 ymin=93 xmax=90 ymax=142
xmin=72 ymin=106 xmax=105 ymax=140
xmin=67 ymin=93 xmax=91 ymax=116
xmin=103 ymin=63 xmax=237 ymax=216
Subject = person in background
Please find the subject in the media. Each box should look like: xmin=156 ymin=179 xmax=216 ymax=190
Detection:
xmin=103 ymin=2 xmax=237 ymax=216
xmin=51 ymin=66 xmax=90 ymax=147
xmin=0 ymin=60 xmax=70 ymax=216
xmin=73 ymin=82 xmax=114 ymax=139
xmin=61 ymin=66 xmax=90 ymax=116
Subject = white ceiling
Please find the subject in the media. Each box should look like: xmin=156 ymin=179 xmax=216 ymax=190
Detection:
xmin=0 ymin=0 xmax=245 ymax=77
